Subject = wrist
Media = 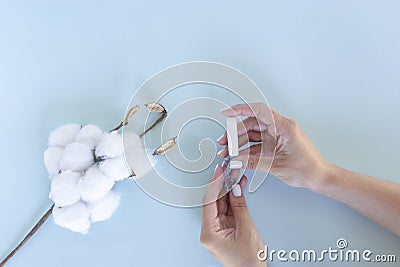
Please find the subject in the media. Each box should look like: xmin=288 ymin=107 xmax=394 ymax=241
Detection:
xmin=304 ymin=160 xmax=340 ymax=194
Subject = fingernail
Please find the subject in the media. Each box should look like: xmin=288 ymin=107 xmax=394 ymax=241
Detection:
xmin=216 ymin=134 xmax=224 ymax=142
xmin=230 ymin=160 xmax=242 ymax=169
xmin=214 ymin=164 xmax=219 ymax=172
xmin=232 ymin=184 xmax=242 ymax=197
xmin=217 ymin=148 xmax=225 ymax=157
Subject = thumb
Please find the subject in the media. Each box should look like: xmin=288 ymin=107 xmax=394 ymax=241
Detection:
xmin=229 ymin=176 xmax=253 ymax=232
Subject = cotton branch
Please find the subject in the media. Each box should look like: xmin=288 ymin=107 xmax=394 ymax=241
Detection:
xmin=110 ymin=105 xmax=140 ymax=132
xmin=0 ymin=205 xmax=54 ymax=267
xmin=139 ymin=102 xmax=167 ymax=137
xmin=0 ymin=101 xmax=174 ymax=267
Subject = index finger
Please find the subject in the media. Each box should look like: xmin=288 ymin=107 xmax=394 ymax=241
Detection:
xmin=220 ymin=103 xmax=276 ymax=127
xmin=202 ymin=165 xmax=225 ymax=227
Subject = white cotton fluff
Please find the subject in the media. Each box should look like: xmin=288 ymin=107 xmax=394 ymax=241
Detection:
xmin=95 ymin=132 xmax=124 ymax=159
xmin=123 ymin=131 xmax=143 ymax=150
xmin=48 ymin=124 xmax=81 ymax=147
xmin=75 ymin=124 xmax=103 ymax=147
xmin=87 ymin=190 xmax=121 ymax=222
xmin=44 ymin=146 xmax=64 ymax=177
xmin=59 ymin=141 xmax=94 ymax=172
xmin=98 ymin=156 xmax=131 ymax=181
xmin=53 ymin=202 xmax=90 ymax=234
xmin=125 ymin=148 xmax=157 ymax=179
xmin=79 ymin=166 xmax=115 ymax=202
xmin=49 ymin=171 xmax=81 ymax=207
xmin=45 ymin=124 xmax=134 ymax=234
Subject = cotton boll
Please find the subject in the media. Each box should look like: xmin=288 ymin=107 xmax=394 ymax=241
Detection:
xmin=44 ymin=146 xmax=64 ymax=177
xmin=87 ymin=190 xmax=121 ymax=222
xmin=48 ymin=124 xmax=81 ymax=147
xmin=95 ymin=132 xmax=123 ymax=159
xmin=123 ymin=131 xmax=143 ymax=150
xmin=79 ymin=166 xmax=115 ymax=202
xmin=125 ymin=148 xmax=157 ymax=179
xmin=98 ymin=156 xmax=131 ymax=181
xmin=49 ymin=171 xmax=81 ymax=207
xmin=53 ymin=202 xmax=90 ymax=234
xmin=60 ymin=141 xmax=94 ymax=172
xmin=75 ymin=124 xmax=103 ymax=147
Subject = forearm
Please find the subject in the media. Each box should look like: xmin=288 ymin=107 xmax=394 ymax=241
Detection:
xmin=311 ymin=163 xmax=400 ymax=236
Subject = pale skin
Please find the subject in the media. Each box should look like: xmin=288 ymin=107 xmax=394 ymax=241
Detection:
xmin=201 ymin=168 xmax=266 ymax=267
xmin=200 ymin=102 xmax=400 ymax=267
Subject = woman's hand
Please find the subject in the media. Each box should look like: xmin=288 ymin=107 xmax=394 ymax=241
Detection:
xmin=200 ymin=165 xmax=266 ymax=267
xmin=218 ymin=103 xmax=330 ymax=190
xmin=218 ymin=102 xmax=400 ymax=236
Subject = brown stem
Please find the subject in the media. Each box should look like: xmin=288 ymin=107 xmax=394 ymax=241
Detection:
xmin=110 ymin=104 xmax=140 ymax=132
xmin=0 ymin=119 xmax=126 ymax=266
xmin=1 ymin=110 xmax=164 ymax=265
xmin=139 ymin=112 xmax=167 ymax=137
xmin=110 ymin=122 xmax=125 ymax=132
xmin=0 ymin=204 xmax=54 ymax=267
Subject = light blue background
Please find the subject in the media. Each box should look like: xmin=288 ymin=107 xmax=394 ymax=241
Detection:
xmin=1 ymin=0 xmax=399 ymax=266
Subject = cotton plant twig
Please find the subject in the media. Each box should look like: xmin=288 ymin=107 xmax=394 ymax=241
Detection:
xmin=139 ymin=102 xmax=167 ymax=137
xmin=113 ymin=102 xmax=168 ymax=137
xmin=0 ymin=102 xmax=171 ymax=267
xmin=139 ymin=112 xmax=167 ymax=137
xmin=110 ymin=105 xmax=140 ymax=132
xmin=0 ymin=205 xmax=54 ymax=267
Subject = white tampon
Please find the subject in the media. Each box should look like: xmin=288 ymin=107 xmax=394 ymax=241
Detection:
xmin=226 ymin=117 xmax=238 ymax=157
xmin=226 ymin=117 xmax=242 ymax=169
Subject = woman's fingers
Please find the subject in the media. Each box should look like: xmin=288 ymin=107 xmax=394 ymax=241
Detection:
xmin=220 ymin=143 xmax=262 ymax=160
xmin=228 ymin=176 xmax=254 ymax=233
xmin=238 ymin=131 xmax=262 ymax=146
xmin=217 ymin=118 xmax=265 ymax=146
xmin=227 ymin=175 xmax=248 ymax=217
xmin=221 ymin=103 xmax=276 ymax=127
xmin=202 ymin=165 xmax=226 ymax=227
xmin=217 ymin=131 xmax=261 ymax=158
xmin=233 ymin=147 xmax=274 ymax=172
xmin=217 ymin=165 xmax=229 ymax=216
xmin=219 ymin=142 xmax=272 ymax=173
xmin=237 ymin=144 xmax=263 ymax=156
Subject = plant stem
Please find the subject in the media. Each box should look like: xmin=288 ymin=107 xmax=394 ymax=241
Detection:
xmin=110 ymin=122 xmax=125 ymax=132
xmin=0 ymin=204 xmax=54 ymax=267
xmin=1 ymin=109 xmax=167 ymax=266
xmin=139 ymin=112 xmax=167 ymax=137
xmin=0 ymin=119 xmax=127 ymax=266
